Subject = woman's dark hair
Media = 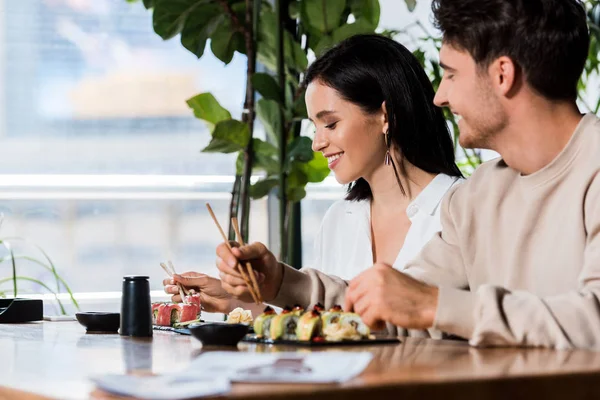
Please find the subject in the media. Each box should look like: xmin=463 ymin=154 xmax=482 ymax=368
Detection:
xmin=432 ymin=0 xmax=589 ymax=101
xmin=303 ymin=34 xmax=462 ymax=202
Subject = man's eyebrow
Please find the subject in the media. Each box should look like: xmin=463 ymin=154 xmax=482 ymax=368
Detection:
xmin=439 ymin=61 xmax=456 ymax=72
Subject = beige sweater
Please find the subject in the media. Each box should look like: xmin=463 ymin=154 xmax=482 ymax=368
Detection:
xmin=273 ymin=113 xmax=600 ymax=349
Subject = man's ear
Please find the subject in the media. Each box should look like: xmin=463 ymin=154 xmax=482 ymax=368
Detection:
xmin=489 ymin=56 xmax=518 ymax=97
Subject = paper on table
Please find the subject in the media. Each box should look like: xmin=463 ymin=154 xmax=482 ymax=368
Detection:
xmin=90 ymin=374 xmax=230 ymax=400
xmin=182 ymin=351 xmax=374 ymax=383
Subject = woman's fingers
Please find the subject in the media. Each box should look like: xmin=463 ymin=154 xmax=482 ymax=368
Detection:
xmin=171 ymin=294 xmax=182 ymax=303
xmin=163 ymin=285 xmax=177 ymax=294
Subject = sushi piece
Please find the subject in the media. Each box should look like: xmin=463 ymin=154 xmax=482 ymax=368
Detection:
xmin=179 ymin=303 xmax=200 ymax=323
xmin=338 ymin=313 xmax=370 ymax=338
xmin=291 ymin=305 xmax=305 ymax=316
xmin=322 ymin=313 xmax=371 ymax=341
xmin=185 ymin=292 xmax=201 ymax=308
xmin=152 ymin=303 xmax=163 ymax=324
xmin=155 ymin=304 xmax=181 ymax=327
xmin=270 ymin=309 xmax=300 ymax=340
xmin=253 ymin=306 xmax=277 ymax=338
xmin=313 ymin=303 xmax=325 ymax=313
xmin=295 ymin=310 xmax=322 ymax=341
xmin=321 ymin=305 xmax=343 ymax=328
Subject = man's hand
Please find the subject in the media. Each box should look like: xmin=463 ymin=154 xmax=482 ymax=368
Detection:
xmin=344 ymin=263 xmax=439 ymax=330
xmin=216 ymin=241 xmax=283 ymax=303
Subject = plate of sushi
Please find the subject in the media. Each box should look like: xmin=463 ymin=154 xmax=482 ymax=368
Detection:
xmin=243 ymin=304 xmax=400 ymax=347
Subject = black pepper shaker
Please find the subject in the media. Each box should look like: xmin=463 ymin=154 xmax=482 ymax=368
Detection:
xmin=120 ymin=275 xmax=153 ymax=337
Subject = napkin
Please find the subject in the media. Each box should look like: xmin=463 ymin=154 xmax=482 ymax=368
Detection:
xmin=183 ymin=351 xmax=374 ymax=383
xmin=91 ymin=374 xmax=230 ymax=400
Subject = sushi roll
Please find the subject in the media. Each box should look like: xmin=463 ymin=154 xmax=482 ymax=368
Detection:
xmin=253 ymin=306 xmax=277 ymax=338
xmin=295 ymin=310 xmax=322 ymax=341
xmin=313 ymin=303 xmax=325 ymax=313
xmin=269 ymin=309 xmax=300 ymax=340
xmin=155 ymin=304 xmax=181 ymax=326
xmin=179 ymin=303 xmax=200 ymax=323
xmin=338 ymin=313 xmax=370 ymax=338
xmin=321 ymin=305 xmax=343 ymax=328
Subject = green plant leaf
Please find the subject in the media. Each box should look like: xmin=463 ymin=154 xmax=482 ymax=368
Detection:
xmin=292 ymin=89 xmax=308 ymax=119
xmin=331 ymin=19 xmax=375 ymax=44
xmin=286 ymin=186 xmax=307 ymax=202
xmin=237 ymin=138 xmax=279 ymax=175
xmin=258 ymin=10 xmax=308 ymax=72
xmin=302 ymin=0 xmax=347 ymax=34
xmin=0 ymin=254 xmax=78 ymax=311
xmin=289 ymin=0 xmax=300 ymax=18
xmin=300 ymin=151 xmax=330 ymax=182
xmin=152 ymin=0 xmax=212 ymax=40
xmin=413 ymin=49 xmax=426 ymax=68
xmin=252 ymin=73 xmax=283 ymax=104
xmin=249 ymin=178 xmax=279 ymax=199
xmin=187 ymin=93 xmax=232 ymax=129
xmin=287 ymin=136 xmax=315 ymax=166
xmin=348 ymin=0 xmax=380 ymax=28
xmin=253 ymin=138 xmax=280 ymax=175
xmin=288 ymin=162 xmax=309 ymax=187
xmin=256 ymin=98 xmax=282 ymax=144
xmin=210 ymin=18 xmax=246 ymax=64
xmin=0 ymin=236 xmax=80 ymax=312
xmin=0 ymin=276 xmax=65 ymax=315
xmin=404 ymin=0 xmax=417 ymax=11
xmin=313 ymin=34 xmax=335 ymax=56
xmin=180 ymin=5 xmax=224 ymax=58
xmin=202 ymin=119 xmax=250 ymax=153
xmin=235 ymin=151 xmax=244 ymax=175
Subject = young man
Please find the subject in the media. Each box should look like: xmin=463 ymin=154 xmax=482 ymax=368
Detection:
xmin=216 ymin=0 xmax=598 ymax=349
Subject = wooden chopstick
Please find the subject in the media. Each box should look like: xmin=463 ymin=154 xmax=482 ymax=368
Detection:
xmin=160 ymin=262 xmax=188 ymax=304
xmin=205 ymin=203 xmax=260 ymax=304
xmin=168 ymin=260 xmax=191 ymax=296
xmin=231 ymin=217 xmax=263 ymax=303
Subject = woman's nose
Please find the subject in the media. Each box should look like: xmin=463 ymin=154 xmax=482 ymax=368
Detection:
xmin=312 ymin=129 xmax=328 ymax=152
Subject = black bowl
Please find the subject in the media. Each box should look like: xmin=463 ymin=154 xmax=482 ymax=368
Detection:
xmin=75 ymin=312 xmax=120 ymax=333
xmin=189 ymin=322 xmax=249 ymax=346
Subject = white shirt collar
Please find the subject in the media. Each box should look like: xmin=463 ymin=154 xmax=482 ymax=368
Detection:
xmin=409 ymin=174 xmax=460 ymax=217
xmin=343 ymin=174 xmax=460 ymax=218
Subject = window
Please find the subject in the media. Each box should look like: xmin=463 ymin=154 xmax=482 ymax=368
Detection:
xmin=0 ymin=0 xmax=270 ymax=315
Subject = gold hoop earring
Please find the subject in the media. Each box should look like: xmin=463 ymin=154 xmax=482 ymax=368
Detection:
xmin=384 ymin=131 xmax=391 ymax=166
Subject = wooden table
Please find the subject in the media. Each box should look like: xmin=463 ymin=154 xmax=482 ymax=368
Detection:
xmin=1 ymin=322 xmax=600 ymax=400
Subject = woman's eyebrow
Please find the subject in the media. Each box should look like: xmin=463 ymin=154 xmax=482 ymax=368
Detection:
xmin=308 ymin=110 xmax=337 ymax=122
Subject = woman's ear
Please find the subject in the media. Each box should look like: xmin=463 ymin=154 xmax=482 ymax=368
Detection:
xmin=380 ymin=101 xmax=389 ymax=134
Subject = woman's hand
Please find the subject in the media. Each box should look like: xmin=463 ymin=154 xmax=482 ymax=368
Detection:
xmin=163 ymin=272 xmax=236 ymax=314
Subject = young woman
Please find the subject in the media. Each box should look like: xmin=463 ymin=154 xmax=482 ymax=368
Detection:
xmin=164 ymin=34 xmax=463 ymax=313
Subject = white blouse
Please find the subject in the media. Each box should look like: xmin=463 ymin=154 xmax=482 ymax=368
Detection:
xmin=312 ymin=174 xmax=463 ymax=279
